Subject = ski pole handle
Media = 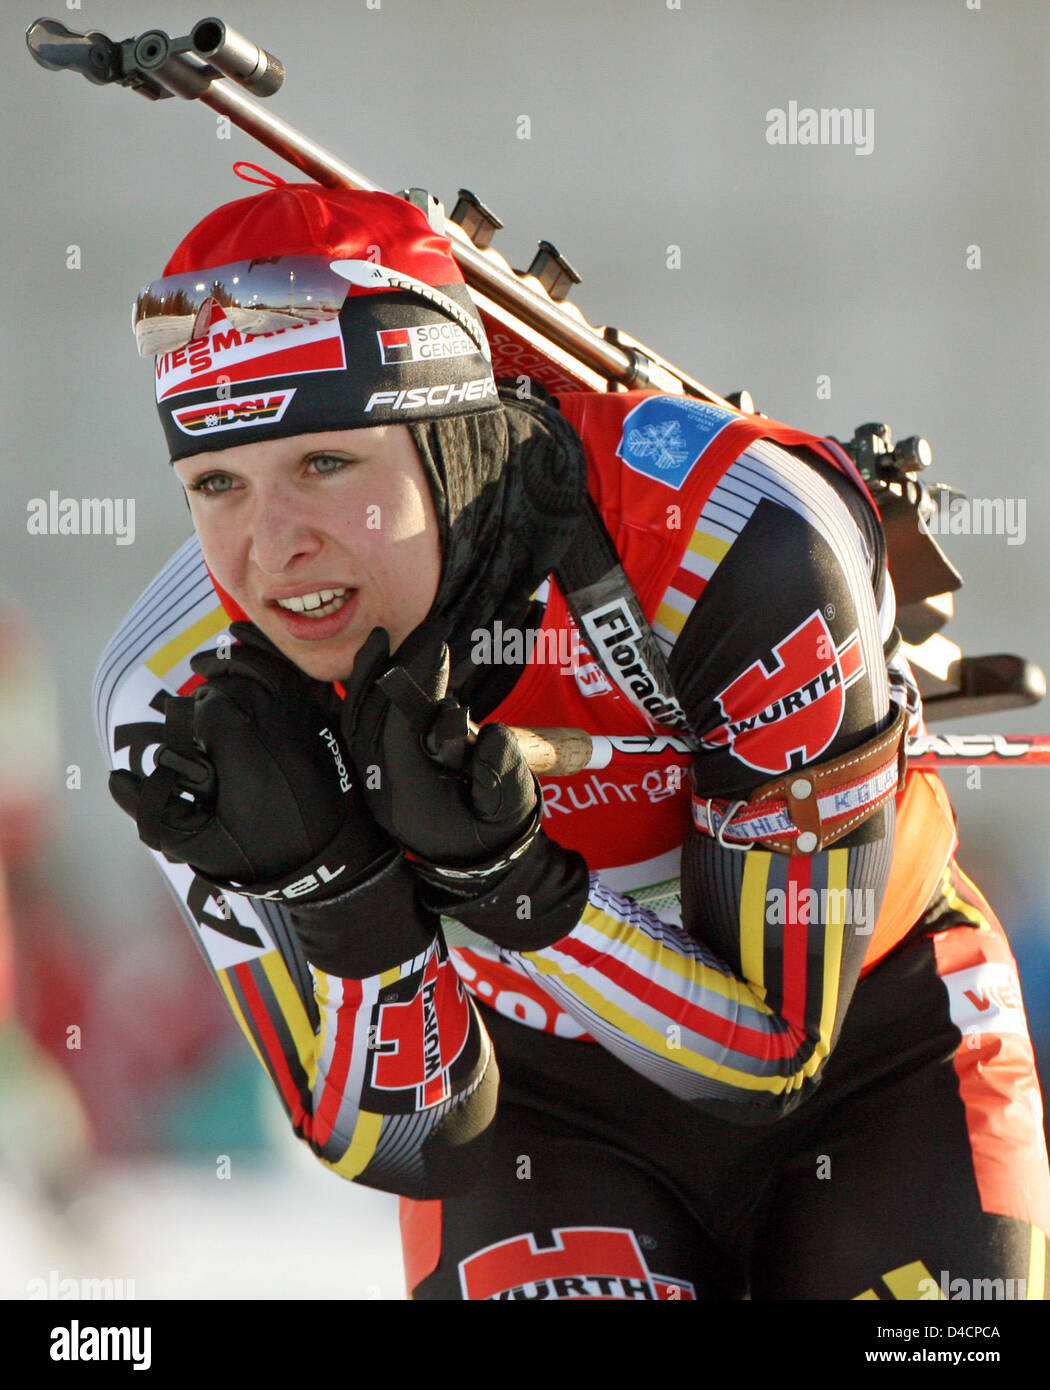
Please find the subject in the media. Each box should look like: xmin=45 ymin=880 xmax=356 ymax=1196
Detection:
xmin=501 ymin=726 xmax=597 ymax=777
xmin=469 ymin=723 xmax=691 ymax=777
xmin=487 ymin=725 xmax=1050 ymax=777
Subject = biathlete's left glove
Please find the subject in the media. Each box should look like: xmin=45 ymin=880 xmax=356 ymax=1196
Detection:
xmin=339 ymin=623 xmax=589 ymax=951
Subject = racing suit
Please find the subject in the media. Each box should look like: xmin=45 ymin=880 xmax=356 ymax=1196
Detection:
xmin=94 ymin=391 xmax=1050 ymax=1300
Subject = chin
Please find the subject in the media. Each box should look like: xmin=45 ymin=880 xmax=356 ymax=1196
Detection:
xmin=247 ymin=621 xmax=356 ymax=684
xmin=287 ymin=643 xmax=360 ymax=684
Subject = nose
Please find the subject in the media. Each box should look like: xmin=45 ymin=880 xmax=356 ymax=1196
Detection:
xmin=247 ymin=482 xmax=322 ymax=575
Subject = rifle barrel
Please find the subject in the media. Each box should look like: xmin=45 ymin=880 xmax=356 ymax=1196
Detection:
xmin=156 ymin=63 xmax=686 ymax=390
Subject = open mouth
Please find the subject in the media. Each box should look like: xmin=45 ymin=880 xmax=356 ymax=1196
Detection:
xmin=273 ymin=587 xmax=351 ymax=618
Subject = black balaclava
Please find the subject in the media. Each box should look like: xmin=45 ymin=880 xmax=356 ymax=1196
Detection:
xmin=408 ymin=384 xmax=587 ymax=712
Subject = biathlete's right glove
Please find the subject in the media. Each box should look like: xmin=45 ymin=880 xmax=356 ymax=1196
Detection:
xmin=339 ymin=623 xmax=590 ymax=951
xmin=108 ymin=622 xmax=438 ymax=976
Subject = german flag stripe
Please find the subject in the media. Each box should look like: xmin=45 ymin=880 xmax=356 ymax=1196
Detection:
xmin=781 ymin=854 xmax=811 ymax=1036
xmin=314 ymin=977 xmax=363 ymax=1149
xmin=759 ymin=855 xmax=789 ymax=1015
xmin=529 ymin=846 xmax=858 ymax=1094
xmin=838 ymin=632 xmax=864 ymax=683
xmin=244 ymin=957 xmax=317 ymax=1100
xmin=578 ymin=898 xmax=774 ymax=1009
xmin=658 ymin=586 xmax=702 ymax=625
xmin=881 ymin=1261 xmax=942 ymax=1301
xmin=176 ymin=673 xmax=206 ymax=697
xmin=233 ymin=959 xmax=311 ymax=1130
xmin=534 ymin=928 xmax=804 ymax=1064
xmin=216 ymin=968 xmax=266 ymax=1072
xmin=145 ymin=605 xmax=230 ymax=677
xmin=314 ymin=969 xmax=333 ymax=1085
xmin=318 ymin=1108 xmax=384 ymax=1180
xmin=523 ymin=955 xmax=796 ymax=1092
xmin=175 ymin=398 xmax=286 ymax=429
xmin=1027 ymin=1227 xmax=1046 ymax=1300
xmin=651 ymin=532 xmax=731 ymax=641
xmin=686 ymin=528 xmax=733 ymax=566
xmin=653 ymin=600 xmax=688 ymax=640
xmin=260 ymin=951 xmax=319 ymax=1092
xmin=218 ymin=957 xmax=384 ymax=1173
xmin=739 ymin=852 xmax=771 ymax=990
xmin=805 ymin=849 xmax=849 ymax=1078
xmin=667 ymin=566 xmax=705 ymax=605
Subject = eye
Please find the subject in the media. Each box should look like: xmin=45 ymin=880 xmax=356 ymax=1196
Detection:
xmin=186 ymin=471 xmax=237 ymax=497
xmin=306 ymin=452 xmax=352 ymax=476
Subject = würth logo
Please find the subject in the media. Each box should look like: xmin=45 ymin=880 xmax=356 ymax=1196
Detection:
xmin=458 ymin=1227 xmax=696 ymax=1301
xmin=702 ymin=611 xmax=864 ymax=774
xmin=367 ymin=952 xmax=470 ymax=1109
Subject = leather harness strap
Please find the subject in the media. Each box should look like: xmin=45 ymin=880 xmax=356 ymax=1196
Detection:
xmin=690 ymin=701 xmax=910 ymax=855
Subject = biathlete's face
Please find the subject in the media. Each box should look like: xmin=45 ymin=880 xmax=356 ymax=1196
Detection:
xmin=173 ymin=426 xmax=442 ymax=682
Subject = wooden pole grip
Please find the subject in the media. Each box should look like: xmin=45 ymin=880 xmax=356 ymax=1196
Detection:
xmin=506 ymin=726 xmax=594 ymax=777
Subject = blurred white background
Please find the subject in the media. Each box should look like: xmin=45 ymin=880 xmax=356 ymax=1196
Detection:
xmin=1 ymin=0 xmax=1048 ymax=1300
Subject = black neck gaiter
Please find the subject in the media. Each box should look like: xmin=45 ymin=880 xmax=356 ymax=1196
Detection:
xmin=407 ymin=386 xmax=587 ymax=713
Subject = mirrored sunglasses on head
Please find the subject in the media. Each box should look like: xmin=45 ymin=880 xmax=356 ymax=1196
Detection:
xmin=133 ymin=254 xmax=489 ymax=359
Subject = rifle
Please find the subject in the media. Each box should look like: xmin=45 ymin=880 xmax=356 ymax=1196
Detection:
xmin=27 ymin=14 xmax=1047 ymax=773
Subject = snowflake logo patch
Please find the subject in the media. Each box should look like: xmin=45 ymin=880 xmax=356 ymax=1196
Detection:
xmin=617 ymin=396 xmax=738 ymax=490
xmin=625 ymin=420 xmax=691 ymax=472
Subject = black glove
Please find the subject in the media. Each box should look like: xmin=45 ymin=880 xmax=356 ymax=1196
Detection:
xmin=109 ymin=623 xmax=441 ymax=975
xmin=340 ymin=623 xmax=541 ymax=879
xmin=108 ymin=622 xmax=397 ymax=904
xmin=339 ymin=622 xmax=589 ymax=950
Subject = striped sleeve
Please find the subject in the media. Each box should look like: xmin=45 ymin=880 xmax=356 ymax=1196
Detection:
xmin=506 ymin=437 xmax=898 ymax=1117
xmin=512 ymin=837 xmax=891 ymax=1111
xmin=93 ymin=537 xmax=495 ymax=1196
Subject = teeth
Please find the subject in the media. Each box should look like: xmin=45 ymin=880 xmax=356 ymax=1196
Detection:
xmin=276 ymin=587 xmax=349 ymax=616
